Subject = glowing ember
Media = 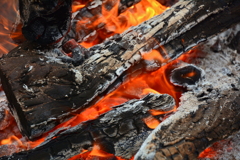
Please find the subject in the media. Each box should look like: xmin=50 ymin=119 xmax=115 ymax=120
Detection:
xmin=181 ymin=71 xmax=197 ymax=79
xmin=1 ymin=136 xmax=23 ymax=146
xmin=72 ymin=1 xmax=86 ymax=13
xmin=198 ymin=141 xmax=232 ymax=159
xmin=69 ymin=144 xmax=134 ymax=160
xmin=143 ymin=116 xmax=160 ymax=129
xmin=199 ymin=147 xmax=218 ymax=159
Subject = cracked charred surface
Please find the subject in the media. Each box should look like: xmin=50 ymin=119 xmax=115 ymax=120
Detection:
xmin=135 ymin=24 xmax=240 ymax=160
xmin=0 ymin=93 xmax=175 ymax=160
xmin=0 ymin=0 xmax=240 ymax=140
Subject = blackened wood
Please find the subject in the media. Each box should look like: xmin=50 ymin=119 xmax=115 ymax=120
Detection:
xmin=1 ymin=0 xmax=240 ymax=140
xmin=119 ymin=0 xmax=141 ymax=13
xmin=157 ymin=0 xmax=178 ymax=7
xmin=0 ymin=93 xmax=175 ymax=160
xmin=19 ymin=0 xmax=72 ymax=44
xmin=135 ymin=25 xmax=240 ymax=160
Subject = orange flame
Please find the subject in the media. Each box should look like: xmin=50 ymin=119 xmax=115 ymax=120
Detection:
xmin=149 ymin=106 xmax=177 ymax=116
xmin=1 ymin=136 xmax=23 ymax=146
xmin=89 ymin=144 xmax=114 ymax=157
xmin=69 ymin=143 xmax=135 ymax=160
xmin=72 ymin=1 xmax=86 ymax=13
xmin=0 ymin=0 xmax=19 ymax=55
xmin=181 ymin=71 xmax=197 ymax=78
xmin=143 ymin=116 xmax=160 ymax=129
xmin=77 ymin=0 xmax=167 ymax=48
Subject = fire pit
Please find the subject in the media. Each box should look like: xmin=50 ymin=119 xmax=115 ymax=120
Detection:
xmin=0 ymin=0 xmax=240 ymax=159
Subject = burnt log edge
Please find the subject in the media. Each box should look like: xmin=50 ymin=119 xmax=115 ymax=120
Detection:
xmin=0 ymin=93 xmax=175 ymax=160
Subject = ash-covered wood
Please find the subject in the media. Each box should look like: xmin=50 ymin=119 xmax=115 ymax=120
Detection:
xmin=0 ymin=93 xmax=175 ymax=160
xmin=1 ymin=0 xmax=240 ymax=140
xmin=135 ymin=24 xmax=240 ymax=160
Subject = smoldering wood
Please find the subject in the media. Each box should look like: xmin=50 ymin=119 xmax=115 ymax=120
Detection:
xmin=170 ymin=64 xmax=204 ymax=87
xmin=0 ymin=93 xmax=175 ymax=160
xmin=135 ymin=24 xmax=240 ymax=160
xmin=1 ymin=0 xmax=240 ymax=140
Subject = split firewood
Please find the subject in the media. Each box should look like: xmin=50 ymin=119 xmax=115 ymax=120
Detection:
xmin=1 ymin=0 xmax=240 ymax=140
xmin=0 ymin=93 xmax=175 ymax=160
xmin=135 ymin=24 xmax=240 ymax=160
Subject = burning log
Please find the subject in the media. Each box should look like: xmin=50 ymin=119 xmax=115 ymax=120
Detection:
xmin=16 ymin=0 xmax=171 ymax=47
xmin=65 ymin=0 xmax=169 ymax=46
xmin=0 ymin=0 xmax=240 ymax=141
xmin=135 ymin=25 xmax=240 ymax=160
xmin=0 ymin=93 xmax=175 ymax=160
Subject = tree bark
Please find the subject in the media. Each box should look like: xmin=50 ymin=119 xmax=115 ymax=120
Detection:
xmin=0 ymin=93 xmax=175 ymax=160
xmin=0 ymin=0 xmax=240 ymax=140
xmin=135 ymin=24 xmax=240 ymax=160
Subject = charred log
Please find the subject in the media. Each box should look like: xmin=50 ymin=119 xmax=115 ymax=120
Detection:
xmin=1 ymin=0 xmax=240 ymax=140
xmin=19 ymin=0 xmax=72 ymax=44
xmin=0 ymin=93 xmax=175 ymax=160
xmin=135 ymin=24 xmax=240 ymax=160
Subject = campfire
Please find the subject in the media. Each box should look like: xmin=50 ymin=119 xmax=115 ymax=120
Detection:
xmin=0 ymin=0 xmax=240 ymax=159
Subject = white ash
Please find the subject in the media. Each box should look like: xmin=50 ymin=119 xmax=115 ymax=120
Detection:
xmin=69 ymin=68 xmax=83 ymax=84
xmin=186 ymin=23 xmax=240 ymax=160
xmin=136 ymin=23 xmax=240 ymax=160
